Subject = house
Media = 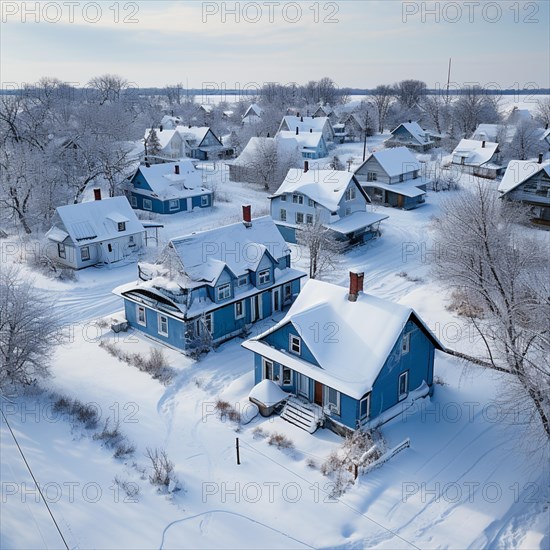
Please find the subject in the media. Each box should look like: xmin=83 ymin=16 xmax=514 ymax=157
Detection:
xmin=46 ymin=193 xmax=145 ymax=269
xmin=278 ymin=115 xmax=335 ymax=143
xmin=160 ymin=115 xmax=183 ymax=130
xmin=127 ymin=160 xmax=213 ymax=214
xmin=387 ymin=121 xmax=434 ymax=151
xmin=144 ymin=127 xmax=185 ymax=160
xmin=113 ymin=207 xmax=307 ymax=352
xmin=339 ymin=113 xmax=368 ymax=142
xmin=471 ymin=124 xmax=514 ymax=144
xmin=176 ymin=126 xmax=233 ymax=160
xmin=313 ymin=104 xmax=338 ymax=122
xmin=498 ymin=155 xmax=550 ymax=226
xmin=277 ymin=130 xmax=328 ymax=159
xmin=242 ymin=103 xmax=264 ymax=125
xmin=242 ymin=273 xmax=444 ymax=435
xmin=354 ymin=147 xmax=429 ymax=209
xmin=227 ymin=136 xmax=300 ymax=183
xmin=451 ymin=138 xmax=503 ymax=178
xmin=270 ymin=164 xmax=388 ymax=244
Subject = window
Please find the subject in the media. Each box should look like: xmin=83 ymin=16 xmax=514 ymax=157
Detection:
xmin=282 ymin=367 xmax=292 ymax=386
xmin=413 ymin=170 xmax=419 ymax=179
xmin=399 ymin=174 xmax=404 ymax=182
xmin=58 ymin=243 xmax=66 ymax=259
xmin=345 ymin=187 xmax=356 ymax=201
xmin=118 ymin=222 xmax=126 ymax=232
xmin=324 ymin=387 xmax=340 ymax=415
xmin=308 ymin=198 xmax=315 ymax=207
xmin=360 ymin=394 xmax=371 ymax=420
xmin=128 ymin=235 xmax=135 ymax=246
xmin=258 ymin=269 xmax=271 ymax=285
xmin=143 ymin=198 xmax=152 ymax=211
xmin=217 ymin=282 xmax=231 ymax=301
xmin=399 ymin=371 xmax=409 ymax=400
xmin=292 ymin=194 xmax=303 ymax=204
xmin=345 ymin=207 xmax=351 ymax=216
xmin=284 ymin=283 xmax=292 ymax=301
xmin=201 ymin=195 xmax=209 ymax=206
xmin=263 ymin=358 xmax=275 ymax=381
xmin=280 ymin=194 xmax=287 ymax=202
xmin=306 ymin=214 xmax=314 ymax=225
xmin=280 ymin=208 xmax=287 ymax=222
xmin=130 ymin=195 xmax=137 ymax=207
xmin=237 ymin=275 xmax=248 ymax=287
xmin=158 ymin=314 xmax=168 ymax=336
xmin=289 ymin=334 xmax=301 ymax=355
xmin=235 ymin=300 xmax=245 ymax=319
xmin=169 ymin=199 xmax=179 ymax=211
xmin=137 ymin=306 xmax=147 ymax=326
xmin=402 ymin=333 xmax=410 ymax=354
xmin=367 ymin=171 xmax=377 ymax=182
xmin=80 ymin=246 xmax=90 ymax=261
xmin=295 ymin=212 xmax=304 ymax=224
xmin=204 ymin=313 xmax=213 ymax=334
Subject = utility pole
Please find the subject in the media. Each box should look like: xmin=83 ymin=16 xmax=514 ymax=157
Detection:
xmin=236 ymin=437 xmax=241 ymax=465
xmin=362 ymin=111 xmax=370 ymax=161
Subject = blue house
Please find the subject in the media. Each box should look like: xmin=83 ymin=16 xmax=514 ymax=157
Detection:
xmin=128 ymin=160 xmax=213 ymax=215
xmin=354 ymin=147 xmax=429 ymax=209
xmin=270 ymin=165 xmax=388 ymax=245
xmin=113 ymin=208 xmax=307 ymax=352
xmin=387 ymin=121 xmax=435 ymax=151
xmin=242 ymin=273 xmax=444 ymax=435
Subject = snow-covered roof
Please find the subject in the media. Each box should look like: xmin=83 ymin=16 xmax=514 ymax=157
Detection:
xmin=280 ymin=116 xmax=331 ymax=134
xmin=277 ymin=131 xmax=324 ymax=151
xmin=272 ymin=168 xmax=361 ymax=212
xmin=452 ymin=139 xmax=499 ymax=167
xmin=47 ymin=197 xmax=144 ymax=246
xmin=243 ymin=279 xmax=443 ymax=399
xmin=200 ymin=104 xmax=213 ymax=113
xmin=314 ymin=105 xmax=333 ymax=116
xmin=242 ymin=103 xmax=263 ymax=119
xmin=229 ymin=136 xmax=299 ymax=167
xmin=340 ymin=112 xmax=366 ymax=130
xmin=176 ymin=126 xmax=211 ymax=144
xmin=356 ymin=147 xmax=420 ymax=178
xmin=169 ymin=216 xmax=291 ymax=284
xmin=391 ymin=122 xmax=433 ymax=145
xmin=160 ymin=115 xmax=182 ymax=129
xmin=249 ymin=379 xmax=288 ymax=406
xmin=498 ymin=159 xmax=550 ymax=195
xmin=365 ymin=180 xmax=428 ymax=198
xmin=326 ymin=211 xmax=389 ymax=234
xmin=135 ymin=161 xmax=211 ymax=200
xmin=471 ymin=124 xmax=515 ymax=143
xmin=145 ymin=128 xmax=179 ymax=149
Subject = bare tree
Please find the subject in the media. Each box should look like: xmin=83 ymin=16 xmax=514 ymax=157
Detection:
xmin=88 ymin=74 xmax=130 ymax=105
xmin=297 ymin=216 xmax=344 ymax=279
xmin=504 ymin=120 xmax=546 ymax=161
xmin=0 ymin=267 xmax=61 ymax=388
xmin=431 ymin=182 xmax=550 ymax=440
xmin=452 ymin=86 xmax=501 ymax=136
xmin=535 ymin=97 xmax=550 ymax=127
xmin=394 ymin=79 xmax=427 ymax=109
xmin=370 ymin=85 xmax=394 ymax=133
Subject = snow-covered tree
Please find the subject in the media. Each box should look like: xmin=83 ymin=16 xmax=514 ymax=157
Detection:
xmin=370 ymin=85 xmax=394 ymax=133
xmin=535 ymin=97 xmax=550 ymax=127
xmin=145 ymin=128 xmax=162 ymax=158
xmin=452 ymin=87 xmax=501 ymax=136
xmin=431 ymin=181 xmax=550 ymax=440
xmin=504 ymin=120 xmax=546 ymax=161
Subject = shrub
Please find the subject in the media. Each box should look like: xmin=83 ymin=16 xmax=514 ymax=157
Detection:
xmin=146 ymin=447 xmax=177 ymax=488
xmin=252 ymin=427 xmax=267 ymax=440
xmin=267 ymin=432 xmax=294 ymax=450
xmin=113 ymin=476 xmax=140 ymax=500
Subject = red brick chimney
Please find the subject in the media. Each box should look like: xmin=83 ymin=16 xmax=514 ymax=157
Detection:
xmin=175 ymin=164 xmax=180 ymax=175
xmin=348 ymin=271 xmax=364 ymax=302
xmin=242 ymin=204 xmax=252 ymax=227
xmin=93 ymin=188 xmax=102 ymax=201
xmin=304 ymin=160 xmax=309 ymax=173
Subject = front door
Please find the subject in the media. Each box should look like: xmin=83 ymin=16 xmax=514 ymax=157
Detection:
xmin=397 ymin=194 xmax=404 ymax=208
xmin=314 ymin=382 xmax=323 ymax=406
xmin=272 ymin=288 xmax=280 ymax=312
xmin=251 ymin=294 xmax=263 ymax=322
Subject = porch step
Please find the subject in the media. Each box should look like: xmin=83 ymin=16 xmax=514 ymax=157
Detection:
xmin=280 ymin=397 xmax=324 ymax=434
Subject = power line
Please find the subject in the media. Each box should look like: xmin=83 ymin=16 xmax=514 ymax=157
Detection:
xmin=240 ymin=439 xmax=421 ymax=550
xmin=0 ymin=407 xmax=70 ymax=550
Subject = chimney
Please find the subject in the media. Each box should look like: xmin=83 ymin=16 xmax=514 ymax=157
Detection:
xmin=93 ymin=188 xmax=102 ymax=201
xmin=145 ymin=161 xmax=151 ymax=168
xmin=482 ymin=140 xmax=486 ymax=148
xmin=538 ymin=153 xmax=543 ymax=164
xmin=175 ymin=164 xmax=180 ymax=175
xmin=242 ymin=204 xmax=252 ymax=227
xmin=159 ymin=124 xmax=163 ymax=132
xmin=188 ymin=124 xmax=192 ymax=128
xmin=310 ymin=128 xmax=312 ymax=133
xmin=348 ymin=271 xmax=364 ymax=302
xmin=304 ymin=160 xmax=309 ymax=173
xmin=296 ymin=126 xmax=299 ymax=135
xmin=545 ymin=123 xmax=548 ymax=130
xmin=297 ymin=112 xmax=300 ymax=117
xmin=267 ymin=132 xmax=270 ymax=138
xmin=300 ymin=116 xmax=303 ymax=122
xmin=408 ymin=119 xmax=412 ymax=124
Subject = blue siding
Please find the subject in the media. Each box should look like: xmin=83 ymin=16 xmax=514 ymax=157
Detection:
xmin=275 ymin=224 xmax=297 ymax=244
xmin=262 ymin=323 xmax=320 ymax=367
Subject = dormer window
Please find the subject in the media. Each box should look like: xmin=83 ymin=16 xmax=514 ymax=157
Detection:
xmin=280 ymin=194 xmax=287 ymax=202
xmin=292 ymin=194 xmax=303 ymax=204
xmin=367 ymin=172 xmax=377 ymax=182
xmin=289 ymin=334 xmax=301 ymax=355
xmin=217 ymin=282 xmax=231 ymax=301
xmin=258 ymin=269 xmax=271 ymax=285
xmin=237 ymin=275 xmax=248 ymax=287
xmin=118 ymin=221 xmax=126 ymax=232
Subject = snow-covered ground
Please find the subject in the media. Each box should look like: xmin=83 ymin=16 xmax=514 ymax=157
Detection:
xmin=1 ymin=138 xmax=549 ymax=549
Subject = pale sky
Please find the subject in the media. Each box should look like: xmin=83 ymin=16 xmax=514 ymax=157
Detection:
xmin=1 ymin=1 xmax=549 ymax=91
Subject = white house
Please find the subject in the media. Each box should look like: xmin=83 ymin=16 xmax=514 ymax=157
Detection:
xmin=270 ymin=165 xmax=388 ymax=245
xmin=278 ymin=115 xmax=335 ymax=143
xmin=451 ymin=139 xmax=503 ymax=178
xmin=277 ymin=130 xmax=328 ymax=159
xmin=46 ymin=193 xmax=146 ymax=269
xmin=242 ymin=103 xmax=264 ymax=124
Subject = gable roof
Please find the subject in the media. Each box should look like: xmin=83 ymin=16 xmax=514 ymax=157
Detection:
xmin=134 ymin=160 xmax=211 ymax=200
xmin=498 ymin=159 xmax=550 ymax=194
xmin=356 ymin=147 xmax=420 ymax=178
xmin=340 ymin=112 xmax=366 ymax=130
xmin=391 ymin=121 xmax=433 ymax=145
xmin=452 ymin=139 xmax=499 ymax=166
xmin=272 ymin=168 xmax=364 ymax=212
xmin=47 ymin=197 xmax=144 ymax=246
xmin=176 ymin=126 xmax=214 ymax=145
xmin=168 ymin=216 xmax=291 ymax=284
xmin=243 ymin=103 xmax=263 ymax=119
xmin=277 ymin=131 xmax=325 ymax=153
xmin=229 ymin=136 xmax=299 ymax=167
xmin=145 ymin=128 xmax=180 ymax=150
xmin=279 ymin=115 xmax=332 ymax=135
xmin=243 ymin=279 xmax=443 ymax=399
